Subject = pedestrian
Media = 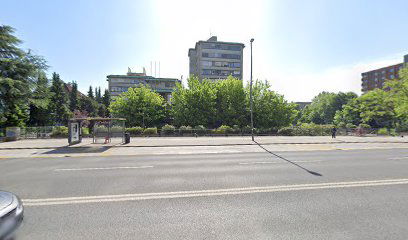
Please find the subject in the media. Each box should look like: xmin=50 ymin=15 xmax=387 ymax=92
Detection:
xmin=331 ymin=126 xmax=337 ymax=138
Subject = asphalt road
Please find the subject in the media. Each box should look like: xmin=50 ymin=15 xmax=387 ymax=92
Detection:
xmin=1 ymin=147 xmax=408 ymax=239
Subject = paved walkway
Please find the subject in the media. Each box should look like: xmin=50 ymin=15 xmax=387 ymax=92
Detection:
xmin=0 ymin=136 xmax=406 ymax=159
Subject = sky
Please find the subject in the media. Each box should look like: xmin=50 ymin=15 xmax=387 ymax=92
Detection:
xmin=2 ymin=0 xmax=408 ymax=101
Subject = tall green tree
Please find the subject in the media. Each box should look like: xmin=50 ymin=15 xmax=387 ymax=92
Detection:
xmin=0 ymin=25 xmax=47 ymax=127
xmin=334 ymin=89 xmax=396 ymax=128
xmin=95 ymin=87 xmax=102 ymax=103
xmin=79 ymin=95 xmax=98 ymax=117
xmin=249 ymin=80 xmax=297 ymax=130
xmin=385 ymin=67 xmax=408 ymax=119
xmin=300 ymin=91 xmax=357 ymax=124
xmin=172 ymin=76 xmax=217 ymax=127
xmin=102 ymin=89 xmax=110 ymax=108
xmin=69 ymin=81 xmax=79 ymax=112
xmin=49 ymin=72 xmax=71 ymax=125
xmin=214 ymin=76 xmax=247 ymax=126
xmin=109 ymin=85 xmax=165 ymax=127
xmin=87 ymin=86 xmax=94 ymax=99
xmin=28 ymin=72 xmax=51 ymax=126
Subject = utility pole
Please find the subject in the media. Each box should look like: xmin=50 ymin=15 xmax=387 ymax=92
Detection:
xmin=250 ymin=38 xmax=254 ymax=141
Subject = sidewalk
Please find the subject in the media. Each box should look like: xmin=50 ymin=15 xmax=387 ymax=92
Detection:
xmin=0 ymin=136 xmax=407 ymax=159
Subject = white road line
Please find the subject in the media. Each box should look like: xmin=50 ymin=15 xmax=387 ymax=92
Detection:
xmin=389 ymin=157 xmax=408 ymax=160
xmin=238 ymin=160 xmax=323 ymax=165
xmin=54 ymin=166 xmax=154 ymax=172
xmin=23 ymin=178 xmax=408 ymax=206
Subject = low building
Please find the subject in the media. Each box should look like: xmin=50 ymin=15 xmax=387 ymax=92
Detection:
xmin=188 ymin=36 xmax=244 ymax=81
xmin=361 ymin=54 xmax=408 ymax=93
xmin=107 ymin=69 xmax=181 ymax=102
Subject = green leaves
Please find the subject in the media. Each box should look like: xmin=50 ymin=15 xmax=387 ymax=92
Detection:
xmin=109 ymin=85 xmax=165 ymax=127
xmin=172 ymin=76 xmax=297 ymax=129
xmin=300 ymin=91 xmax=357 ymax=124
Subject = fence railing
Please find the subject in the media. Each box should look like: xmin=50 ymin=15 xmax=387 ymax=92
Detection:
xmin=0 ymin=126 xmax=406 ymax=142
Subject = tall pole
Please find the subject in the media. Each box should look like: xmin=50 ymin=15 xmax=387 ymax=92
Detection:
xmin=250 ymin=38 xmax=254 ymax=141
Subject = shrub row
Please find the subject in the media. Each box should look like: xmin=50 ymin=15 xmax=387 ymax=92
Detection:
xmin=277 ymin=123 xmax=334 ymax=136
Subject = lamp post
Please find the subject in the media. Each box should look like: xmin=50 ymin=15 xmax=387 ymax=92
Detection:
xmin=250 ymin=38 xmax=254 ymax=141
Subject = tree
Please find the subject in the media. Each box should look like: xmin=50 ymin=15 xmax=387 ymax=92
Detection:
xmin=300 ymin=91 xmax=357 ymax=124
xmin=28 ymin=72 xmax=51 ymax=126
xmin=249 ymin=80 xmax=297 ymax=130
xmin=214 ymin=76 xmax=247 ymax=126
xmin=49 ymin=72 xmax=71 ymax=125
xmin=80 ymin=96 xmax=98 ymax=117
xmin=172 ymin=76 xmax=217 ymax=127
xmin=102 ymin=89 xmax=110 ymax=108
xmin=334 ymin=89 xmax=396 ymax=128
xmin=385 ymin=67 xmax=408 ymax=119
xmin=0 ymin=25 xmax=47 ymax=127
xmin=87 ymin=86 xmax=94 ymax=99
xmin=69 ymin=81 xmax=79 ymax=112
xmin=109 ymin=85 xmax=165 ymax=127
xmin=95 ymin=87 xmax=102 ymax=103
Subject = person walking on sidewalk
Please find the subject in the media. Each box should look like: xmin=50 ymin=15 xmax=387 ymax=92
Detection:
xmin=331 ymin=127 xmax=337 ymax=138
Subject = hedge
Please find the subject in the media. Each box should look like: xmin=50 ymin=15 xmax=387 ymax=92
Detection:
xmin=126 ymin=127 xmax=144 ymax=136
xmin=143 ymin=127 xmax=158 ymax=135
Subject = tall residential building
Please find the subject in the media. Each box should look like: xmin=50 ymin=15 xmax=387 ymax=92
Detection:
xmin=188 ymin=36 xmax=244 ymax=81
xmin=361 ymin=54 xmax=408 ymax=93
xmin=107 ymin=69 xmax=181 ymax=102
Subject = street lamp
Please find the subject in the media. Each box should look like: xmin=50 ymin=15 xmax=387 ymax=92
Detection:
xmin=250 ymin=38 xmax=254 ymax=141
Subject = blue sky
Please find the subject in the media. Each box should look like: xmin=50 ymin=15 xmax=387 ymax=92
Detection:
xmin=2 ymin=0 xmax=408 ymax=101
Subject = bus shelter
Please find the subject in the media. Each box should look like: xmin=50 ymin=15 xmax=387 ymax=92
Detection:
xmin=68 ymin=118 xmax=126 ymax=145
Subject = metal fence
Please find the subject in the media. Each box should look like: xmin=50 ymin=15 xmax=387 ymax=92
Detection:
xmin=20 ymin=126 xmax=55 ymax=139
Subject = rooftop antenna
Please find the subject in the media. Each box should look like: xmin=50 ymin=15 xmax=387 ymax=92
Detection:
xmin=159 ymin=61 xmax=160 ymax=77
xmin=155 ymin=61 xmax=157 ymax=77
xmin=150 ymin=61 xmax=152 ymax=76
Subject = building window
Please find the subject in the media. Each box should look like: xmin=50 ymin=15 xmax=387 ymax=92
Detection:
xmin=202 ymin=52 xmax=241 ymax=59
xmin=390 ymin=74 xmax=394 ymax=79
xmin=165 ymin=82 xmax=174 ymax=88
xmin=201 ymin=61 xmax=212 ymax=67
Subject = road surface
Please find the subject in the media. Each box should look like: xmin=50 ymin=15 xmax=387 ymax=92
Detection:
xmin=1 ymin=147 xmax=408 ymax=239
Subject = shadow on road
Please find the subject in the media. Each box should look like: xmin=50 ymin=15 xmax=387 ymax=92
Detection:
xmin=253 ymin=140 xmax=323 ymax=177
xmin=43 ymin=146 xmax=112 ymax=154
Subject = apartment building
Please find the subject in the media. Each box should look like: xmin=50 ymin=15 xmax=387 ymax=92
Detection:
xmin=107 ymin=69 xmax=180 ymax=102
xmin=361 ymin=54 xmax=408 ymax=93
xmin=188 ymin=36 xmax=244 ymax=81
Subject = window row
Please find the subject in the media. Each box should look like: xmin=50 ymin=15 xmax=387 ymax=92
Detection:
xmin=202 ymin=52 xmax=241 ymax=59
xmin=201 ymin=61 xmax=241 ymax=68
xmin=201 ymin=43 xmax=241 ymax=51
xmin=202 ymin=69 xmax=241 ymax=76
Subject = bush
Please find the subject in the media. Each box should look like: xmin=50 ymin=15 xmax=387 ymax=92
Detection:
xmin=217 ymin=125 xmax=233 ymax=134
xmin=396 ymin=122 xmax=408 ymax=133
xmin=232 ymin=125 xmax=240 ymax=133
xmin=82 ymin=127 xmax=90 ymax=136
xmin=277 ymin=127 xmax=295 ymax=136
xmin=242 ymin=125 xmax=252 ymax=134
xmin=194 ymin=125 xmax=206 ymax=135
xmin=126 ymin=127 xmax=143 ymax=136
xmin=143 ymin=127 xmax=158 ymax=135
xmin=377 ymin=128 xmax=388 ymax=135
xmin=358 ymin=123 xmax=371 ymax=129
xmin=161 ymin=124 xmax=176 ymax=135
xmin=94 ymin=126 xmax=108 ymax=133
xmin=346 ymin=123 xmax=357 ymax=129
xmin=179 ymin=125 xmax=192 ymax=135
xmin=51 ymin=126 xmax=68 ymax=138
xmin=278 ymin=124 xmax=333 ymax=136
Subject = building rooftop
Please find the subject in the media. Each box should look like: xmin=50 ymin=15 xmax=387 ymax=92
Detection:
xmin=362 ymin=63 xmax=403 ymax=75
